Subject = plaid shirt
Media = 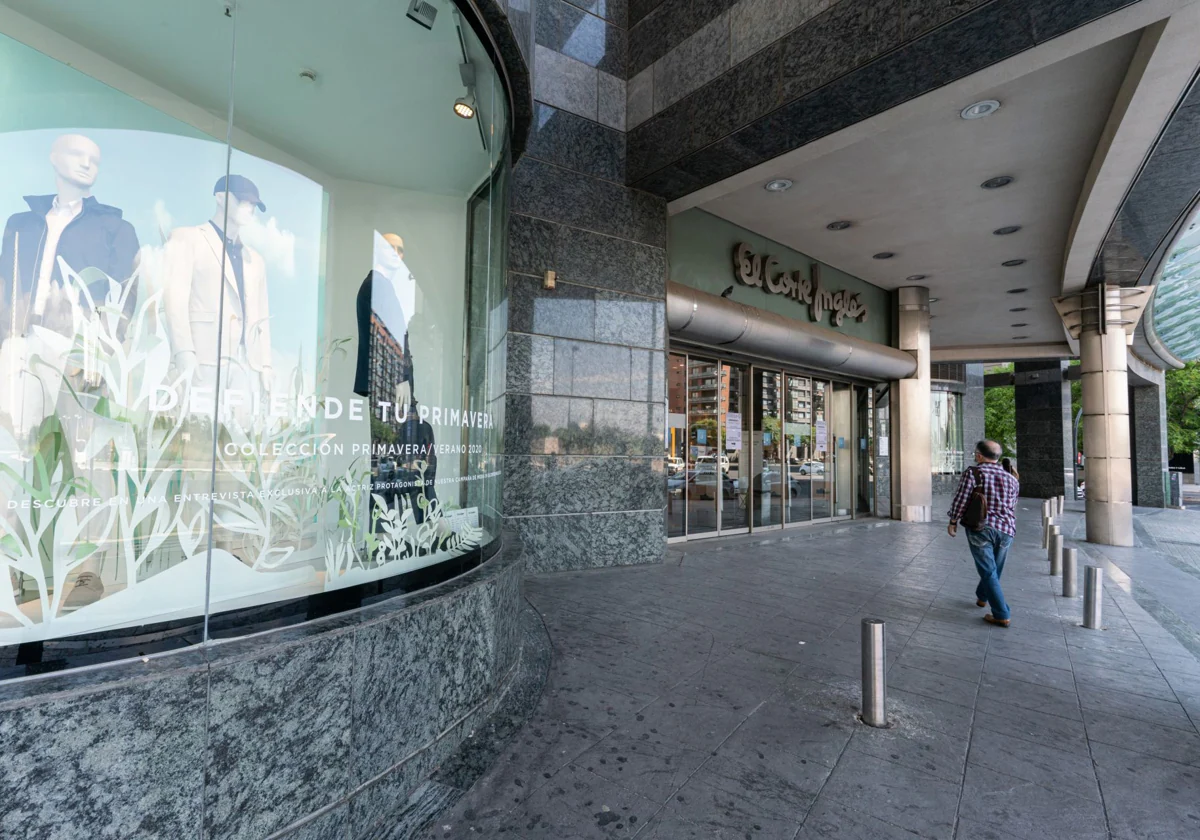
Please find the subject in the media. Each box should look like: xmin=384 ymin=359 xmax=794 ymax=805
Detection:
xmin=947 ymin=462 xmax=1019 ymax=537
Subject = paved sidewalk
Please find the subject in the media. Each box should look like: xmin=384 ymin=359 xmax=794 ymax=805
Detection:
xmin=424 ymin=500 xmax=1200 ymax=839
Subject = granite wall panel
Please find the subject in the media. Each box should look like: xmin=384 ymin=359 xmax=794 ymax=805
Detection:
xmin=538 ymin=0 xmax=628 ymax=77
xmin=629 ymin=0 xmax=738 ymax=75
xmin=525 ymin=103 xmax=626 ymax=182
xmin=205 ymin=632 xmax=354 ymax=840
xmin=963 ymin=363 xmax=986 ymax=454
xmin=0 ymin=665 xmax=207 ymax=840
xmin=1130 ymin=382 xmax=1168 ymax=508
xmin=653 ymin=11 xmax=731 ymax=112
xmin=563 ymin=0 xmax=630 ymax=27
xmin=505 ymin=454 xmax=666 ymax=515
xmin=505 ymin=394 xmax=664 ymax=456
xmin=514 ymin=509 xmax=667 ymax=573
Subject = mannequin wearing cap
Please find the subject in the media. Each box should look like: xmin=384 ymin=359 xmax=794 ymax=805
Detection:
xmin=162 ymin=175 xmax=273 ymax=400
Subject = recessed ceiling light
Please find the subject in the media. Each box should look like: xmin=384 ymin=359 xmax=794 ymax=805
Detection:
xmin=994 ymin=225 xmax=1022 ymax=235
xmin=1012 ymin=335 xmax=1029 ymax=340
xmin=961 ymin=99 xmax=1001 ymax=120
xmin=981 ymin=175 xmax=1014 ymax=189
xmin=906 ymin=274 xmax=928 ymax=281
xmin=1010 ymin=307 xmax=1027 ymax=312
xmin=928 ymin=297 xmax=940 ymax=303
xmin=873 ymin=252 xmax=895 ymax=260
xmin=826 ymin=220 xmax=852 ymax=230
xmin=1002 ymin=259 xmax=1026 ymax=267
xmin=1007 ymin=288 xmax=1028 ymax=294
xmin=1011 ymin=323 xmax=1028 ymax=327
xmin=765 ymin=179 xmax=793 ymax=192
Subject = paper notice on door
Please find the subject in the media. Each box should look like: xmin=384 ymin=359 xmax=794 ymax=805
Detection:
xmin=726 ymin=412 xmax=742 ymax=451
xmin=879 ymin=436 xmax=889 ymax=457
xmin=815 ymin=419 xmax=827 ymax=452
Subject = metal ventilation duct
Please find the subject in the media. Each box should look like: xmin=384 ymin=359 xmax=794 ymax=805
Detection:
xmin=667 ymin=282 xmax=917 ymax=381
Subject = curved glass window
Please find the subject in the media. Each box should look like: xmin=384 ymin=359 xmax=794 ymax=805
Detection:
xmin=1152 ymin=211 xmax=1200 ymax=361
xmin=0 ymin=0 xmax=508 ymax=658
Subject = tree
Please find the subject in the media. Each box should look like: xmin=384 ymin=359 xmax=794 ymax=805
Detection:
xmin=984 ymin=364 xmax=1016 ymax=457
xmin=1166 ymin=361 xmax=1200 ymax=457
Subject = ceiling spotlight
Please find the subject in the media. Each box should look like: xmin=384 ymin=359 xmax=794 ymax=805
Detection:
xmin=765 ymin=179 xmax=794 ymax=192
xmin=873 ymin=252 xmax=895 ymax=260
xmin=1010 ymin=307 xmax=1027 ymax=312
xmin=907 ymin=274 xmax=928 ymax=281
xmin=1011 ymin=323 xmax=1028 ymax=327
xmin=453 ymin=91 xmax=476 ymax=119
xmin=299 ymin=68 xmax=318 ymax=83
xmin=826 ymin=220 xmax=852 ymax=230
xmin=981 ymin=175 xmax=1014 ymax=189
xmin=1002 ymin=259 xmax=1026 ymax=267
xmin=928 ymin=297 xmax=940 ymax=303
xmin=961 ymin=99 xmax=1001 ymax=120
xmin=1006 ymin=288 xmax=1028 ymax=294
xmin=994 ymin=225 xmax=1021 ymax=235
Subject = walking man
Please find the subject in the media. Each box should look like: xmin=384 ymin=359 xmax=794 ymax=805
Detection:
xmin=947 ymin=440 xmax=1019 ymax=627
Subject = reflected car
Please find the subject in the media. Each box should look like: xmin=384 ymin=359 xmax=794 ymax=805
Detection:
xmin=798 ymin=460 xmax=825 ymax=476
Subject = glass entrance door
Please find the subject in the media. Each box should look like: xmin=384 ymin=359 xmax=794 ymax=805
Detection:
xmin=784 ymin=374 xmax=813 ymax=524
xmin=720 ymin=362 xmax=749 ymax=533
xmin=752 ymin=369 xmax=783 ymax=528
xmin=831 ymin=381 xmax=854 ymax=519
xmin=812 ymin=381 xmax=833 ymax=519
xmin=667 ymin=353 xmax=688 ymax=538
xmin=686 ymin=356 xmax=719 ymax=537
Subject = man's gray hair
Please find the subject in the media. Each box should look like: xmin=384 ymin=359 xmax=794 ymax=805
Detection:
xmin=975 ymin=440 xmax=1002 ymax=460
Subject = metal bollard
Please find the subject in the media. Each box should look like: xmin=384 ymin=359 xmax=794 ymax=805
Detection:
xmin=1084 ymin=567 xmax=1103 ymax=629
xmin=1063 ymin=548 xmax=1078 ymax=597
xmin=1050 ymin=533 xmax=1062 ymax=576
xmin=1047 ymin=525 xmax=1060 ymax=563
xmin=861 ymin=619 xmax=887 ymax=727
xmin=1042 ymin=516 xmax=1053 ymax=549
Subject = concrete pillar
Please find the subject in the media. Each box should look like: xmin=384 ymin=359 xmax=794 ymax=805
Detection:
xmin=1130 ymin=382 xmax=1168 ymax=508
xmin=963 ymin=364 xmax=986 ymax=451
xmin=1013 ymin=361 xmax=1073 ymax=499
xmin=1080 ymin=325 xmax=1134 ymax=545
xmin=891 ymin=287 xmax=932 ymax=522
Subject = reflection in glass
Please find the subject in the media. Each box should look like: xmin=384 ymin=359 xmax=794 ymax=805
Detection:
xmin=666 ymin=353 xmax=687 ymax=538
xmin=685 ymin=357 xmax=718 ymax=536
xmin=752 ymin=369 xmax=782 ymax=528
xmin=931 ymin=391 xmax=964 ymax=478
xmin=812 ymin=381 xmax=832 ymax=519
xmin=784 ymin=375 xmax=813 ymax=524
xmin=857 ymin=386 xmax=874 ymax=516
xmin=721 ymin=362 xmax=748 ymax=532
xmin=831 ymin=381 xmax=853 ymax=518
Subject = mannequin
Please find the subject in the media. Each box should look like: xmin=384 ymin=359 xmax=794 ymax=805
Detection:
xmin=162 ymin=174 xmax=274 ymax=408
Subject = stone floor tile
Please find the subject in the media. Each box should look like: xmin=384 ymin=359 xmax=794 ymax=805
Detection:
xmin=982 ymin=653 xmax=1076 ymax=693
xmin=719 ymin=698 xmax=856 ymax=777
xmin=1072 ymin=662 xmax=1179 ymax=702
xmin=1078 ymin=684 xmax=1197 ymax=732
xmin=848 ymin=716 xmax=969 ymax=785
xmin=976 ymin=673 xmax=1082 ymax=721
xmin=657 ymin=753 xmax=812 ymax=840
xmin=958 ymin=763 xmax=1108 ymax=840
xmin=1083 ymin=708 xmax=1200 ymax=767
xmin=887 ymin=663 xmax=980 ymax=710
xmin=818 ymin=749 xmax=959 ymax=838
xmin=886 ymin=688 xmax=976 ymax=740
xmin=894 ymin=645 xmax=985 ymax=683
xmin=1091 ymin=741 xmax=1200 ymax=839
xmin=613 ymin=693 xmax=748 ymax=754
xmin=573 ymin=730 xmax=709 ymax=803
xmin=505 ymin=763 xmax=659 ymax=839
xmin=972 ymin=697 xmax=1090 ymax=756
xmin=796 ymin=797 xmax=927 ymax=839
xmin=967 ymin=725 xmax=1101 ymax=802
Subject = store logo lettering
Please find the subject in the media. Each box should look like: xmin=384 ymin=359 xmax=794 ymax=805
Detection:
xmin=733 ymin=243 xmax=868 ymax=327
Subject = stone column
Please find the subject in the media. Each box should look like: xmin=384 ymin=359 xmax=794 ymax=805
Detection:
xmin=891 ymin=286 xmax=932 ymax=522
xmin=1013 ymin=361 xmax=1073 ymax=499
xmin=1130 ymin=381 xmax=1168 ymax=507
xmin=1080 ymin=325 xmax=1133 ymax=544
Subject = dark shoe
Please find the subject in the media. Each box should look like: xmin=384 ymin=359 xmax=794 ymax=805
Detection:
xmin=983 ymin=614 xmax=1010 ymax=628
xmin=976 ymin=599 xmax=987 ymax=608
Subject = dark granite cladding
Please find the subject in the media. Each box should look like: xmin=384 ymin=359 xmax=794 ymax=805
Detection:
xmin=509 ymin=213 xmax=668 ymax=298
xmin=629 ymin=0 xmax=738 ymax=76
xmin=205 ymin=632 xmax=354 ymax=840
xmin=780 ymin=0 xmax=904 ymax=104
xmin=1013 ymin=361 xmax=1073 ymax=499
xmin=554 ymin=338 xmax=634 ymax=399
xmin=963 ymin=364 xmax=987 ymax=457
xmin=0 ymin=668 xmax=207 ymax=840
xmin=1131 ymin=383 xmax=1168 ymax=509
xmin=511 ymin=509 xmax=666 ymax=572
xmin=537 ymin=0 xmax=627 ymax=77
xmin=903 ymin=0 xmax=989 ymax=39
xmin=472 ymin=0 xmax=533 ymax=159
xmin=504 ymin=454 xmax=666 ymax=515
xmin=629 ymin=0 xmax=666 ymax=27
xmin=690 ymin=42 xmax=784 ymax=152
xmin=350 ymin=584 xmax=495 ymax=786
xmin=561 ymin=0 xmax=629 ymax=27
xmin=513 ymin=157 xmax=667 ymax=247
xmin=505 ymin=394 xmax=665 ymax=456
xmin=282 ymin=804 xmax=350 ymax=840
xmin=510 ymin=273 xmax=597 ymax=341
xmin=526 ymin=103 xmax=625 ymax=182
xmin=490 ymin=560 xmax=524 ymax=682
xmin=1029 ymin=0 xmax=1140 ymax=44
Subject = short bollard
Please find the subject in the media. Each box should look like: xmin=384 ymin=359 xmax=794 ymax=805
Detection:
xmin=1046 ymin=525 xmax=1060 ymax=563
xmin=861 ymin=619 xmax=887 ymax=727
xmin=1059 ymin=495 xmax=1066 ymax=515
xmin=1042 ymin=517 xmax=1053 ymax=549
xmin=1063 ymin=548 xmax=1078 ymax=597
xmin=1050 ymin=533 xmax=1063 ymax=576
xmin=1084 ymin=567 xmax=1103 ymax=629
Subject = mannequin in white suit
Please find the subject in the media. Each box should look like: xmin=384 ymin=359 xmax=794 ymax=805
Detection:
xmin=163 ymin=175 xmax=273 ymax=407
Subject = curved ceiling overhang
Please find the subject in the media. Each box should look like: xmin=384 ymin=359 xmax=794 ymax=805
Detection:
xmin=667 ymin=282 xmax=918 ymax=381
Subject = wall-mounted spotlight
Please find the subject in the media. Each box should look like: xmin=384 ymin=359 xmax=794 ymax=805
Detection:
xmin=453 ymin=92 xmax=476 ymax=119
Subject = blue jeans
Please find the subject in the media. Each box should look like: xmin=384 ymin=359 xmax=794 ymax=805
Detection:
xmin=968 ymin=527 xmax=1012 ymax=621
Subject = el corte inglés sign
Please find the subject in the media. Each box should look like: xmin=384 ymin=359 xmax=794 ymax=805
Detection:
xmin=733 ymin=243 xmax=868 ymax=327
